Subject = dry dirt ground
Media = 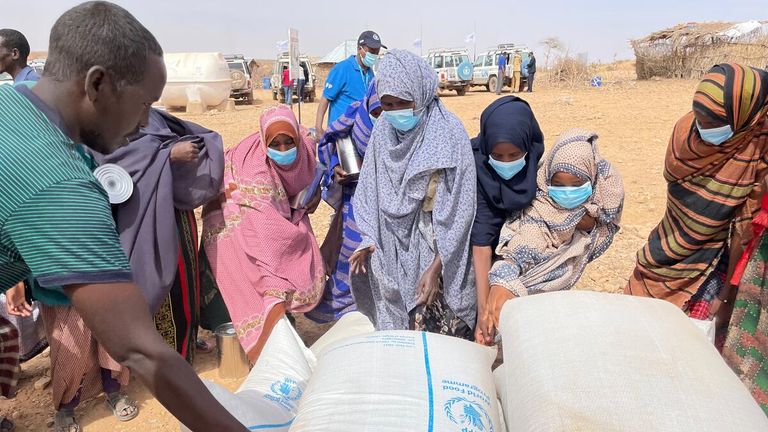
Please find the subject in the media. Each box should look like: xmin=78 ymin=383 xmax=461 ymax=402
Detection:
xmin=2 ymin=66 xmax=701 ymax=431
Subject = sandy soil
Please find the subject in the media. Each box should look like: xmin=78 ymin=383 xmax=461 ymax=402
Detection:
xmin=1 ymin=64 xmax=701 ymax=431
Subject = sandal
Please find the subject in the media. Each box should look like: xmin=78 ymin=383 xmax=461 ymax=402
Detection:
xmin=105 ymin=393 xmax=139 ymax=422
xmin=53 ymin=410 xmax=79 ymax=432
xmin=0 ymin=417 xmax=14 ymax=432
xmin=195 ymin=339 xmax=214 ymax=354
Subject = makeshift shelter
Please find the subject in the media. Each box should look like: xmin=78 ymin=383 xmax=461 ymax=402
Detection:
xmin=314 ymin=40 xmax=358 ymax=89
xmin=318 ymin=40 xmax=358 ymax=64
xmin=631 ymin=20 xmax=768 ymax=79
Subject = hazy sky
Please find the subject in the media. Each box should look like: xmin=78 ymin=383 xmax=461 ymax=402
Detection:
xmin=3 ymin=0 xmax=762 ymax=62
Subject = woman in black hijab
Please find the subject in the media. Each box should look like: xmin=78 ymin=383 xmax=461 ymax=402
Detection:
xmin=472 ymin=96 xmax=544 ymax=344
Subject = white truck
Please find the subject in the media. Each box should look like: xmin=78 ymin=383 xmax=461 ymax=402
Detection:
xmin=425 ymin=48 xmax=474 ymax=96
xmin=471 ymin=44 xmax=533 ymax=92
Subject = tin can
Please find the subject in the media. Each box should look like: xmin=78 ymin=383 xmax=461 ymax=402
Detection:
xmin=214 ymin=323 xmax=250 ymax=379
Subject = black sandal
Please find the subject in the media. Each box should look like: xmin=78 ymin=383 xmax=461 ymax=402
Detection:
xmin=0 ymin=417 xmax=14 ymax=432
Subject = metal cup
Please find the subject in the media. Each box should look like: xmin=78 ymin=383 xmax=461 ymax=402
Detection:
xmin=214 ymin=323 xmax=250 ymax=379
xmin=336 ymin=137 xmax=361 ymax=175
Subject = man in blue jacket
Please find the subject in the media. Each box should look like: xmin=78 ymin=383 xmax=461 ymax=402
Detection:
xmin=315 ymin=31 xmax=386 ymax=136
xmin=526 ymin=52 xmax=537 ymax=92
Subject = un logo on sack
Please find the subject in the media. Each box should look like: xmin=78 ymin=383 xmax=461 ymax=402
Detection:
xmin=270 ymin=378 xmax=303 ymax=402
xmin=443 ymin=397 xmax=493 ymax=432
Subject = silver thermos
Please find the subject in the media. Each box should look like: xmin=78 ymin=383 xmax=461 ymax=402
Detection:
xmin=336 ymin=136 xmax=361 ymax=175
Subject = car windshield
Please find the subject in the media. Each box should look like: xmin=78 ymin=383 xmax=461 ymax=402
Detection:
xmin=473 ymin=55 xmax=485 ymax=67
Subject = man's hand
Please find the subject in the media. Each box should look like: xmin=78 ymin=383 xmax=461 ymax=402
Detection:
xmin=6 ymin=282 xmax=32 ymax=317
xmin=170 ymin=141 xmax=200 ymax=163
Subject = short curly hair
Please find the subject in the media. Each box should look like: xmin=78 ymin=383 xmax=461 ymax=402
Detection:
xmin=44 ymin=1 xmax=163 ymax=86
xmin=0 ymin=29 xmax=31 ymax=62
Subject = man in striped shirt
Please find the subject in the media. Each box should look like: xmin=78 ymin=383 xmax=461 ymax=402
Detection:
xmin=0 ymin=2 xmax=246 ymax=431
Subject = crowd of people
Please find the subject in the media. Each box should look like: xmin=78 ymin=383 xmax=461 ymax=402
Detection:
xmin=0 ymin=1 xmax=767 ymax=431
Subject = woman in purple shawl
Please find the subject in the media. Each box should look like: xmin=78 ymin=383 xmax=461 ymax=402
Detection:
xmin=94 ymin=108 xmax=227 ymax=362
xmin=305 ymin=82 xmax=382 ymax=323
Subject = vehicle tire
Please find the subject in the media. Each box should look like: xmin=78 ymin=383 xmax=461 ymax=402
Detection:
xmin=457 ymin=61 xmax=474 ymax=81
xmin=244 ymin=92 xmax=254 ymax=105
xmin=272 ymin=91 xmax=278 ymax=101
xmin=456 ymin=86 xmax=467 ymax=96
xmin=308 ymin=90 xmax=315 ymax=103
xmin=230 ymin=70 xmax=246 ymax=90
xmin=487 ymin=76 xmax=497 ymax=93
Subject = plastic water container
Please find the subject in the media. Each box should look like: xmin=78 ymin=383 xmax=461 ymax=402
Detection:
xmin=160 ymin=52 xmax=231 ymax=108
xmin=262 ymin=77 xmax=271 ymax=90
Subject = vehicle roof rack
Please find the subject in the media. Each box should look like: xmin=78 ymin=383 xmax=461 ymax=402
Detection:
xmin=427 ymin=47 xmax=468 ymax=55
xmin=224 ymin=54 xmax=246 ymax=60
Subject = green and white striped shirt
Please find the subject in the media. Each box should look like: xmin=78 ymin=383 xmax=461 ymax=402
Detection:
xmin=0 ymin=85 xmax=132 ymax=305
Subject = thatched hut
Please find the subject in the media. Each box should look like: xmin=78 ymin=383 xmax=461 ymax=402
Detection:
xmin=631 ymin=21 xmax=768 ymax=79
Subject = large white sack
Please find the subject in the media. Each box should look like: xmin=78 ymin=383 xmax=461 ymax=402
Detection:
xmin=308 ymin=311 xmax=375 ymax=357
xmin=290 ymin=330 xmax=501 ymax=432
xmin=493 ymin=364 xmax=508 ymax=429
xmin=180 ymin=317 xmax=315 ymax=432
xmin=497 ymin=290 xmax=768 ymax=432
xmin=496 ymin=394 xmax=507 ymax=432
xmin=237 ymin=316 xmax=316 ymax=393
xmin=180 ymin=380 xmax=297 ymax=432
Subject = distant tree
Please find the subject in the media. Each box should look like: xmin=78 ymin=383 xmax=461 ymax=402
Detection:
xmin=540 ymin=37 xmax=564 ymax=70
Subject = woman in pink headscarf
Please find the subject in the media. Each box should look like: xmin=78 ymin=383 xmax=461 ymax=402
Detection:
xmin=202 ymin=105 xmax=324 ymax=361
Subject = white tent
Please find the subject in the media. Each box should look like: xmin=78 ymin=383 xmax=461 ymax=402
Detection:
xmin=319 ymin=40 xmax=357 ymax=64
xmin=717 ymin=20 xmax=765 ymax=39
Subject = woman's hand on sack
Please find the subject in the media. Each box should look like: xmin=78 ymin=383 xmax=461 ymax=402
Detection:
xmin=475 ymin=306 xmax=495 ymax=345
xmin=415 ymin=258 xmax=443 ymax=306
xmin=349 ymin=246 xmax=375 ymax=275
xmin=6 ymin=282 xmax=32 ymax=317
xmin=333 ymin=165 xmax=356 ymax=186
xmin=576 ymin=214 xmax=596 ymax=232
xmin=487 ymin=284 xmax=517 ymax=332
xmin=170 ymin=140 xmax=200 ymax=163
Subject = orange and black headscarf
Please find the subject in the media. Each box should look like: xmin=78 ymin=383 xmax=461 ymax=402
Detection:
xmin=693 ymin=63 xmax=768 ymax=133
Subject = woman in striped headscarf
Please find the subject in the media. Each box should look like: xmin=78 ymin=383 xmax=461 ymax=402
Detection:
xmin=626 ymin=64 xmax=768 ymax=331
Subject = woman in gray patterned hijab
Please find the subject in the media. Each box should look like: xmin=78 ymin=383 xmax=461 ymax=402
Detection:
xmin=349 ymin=49 xmax=477 ymax=339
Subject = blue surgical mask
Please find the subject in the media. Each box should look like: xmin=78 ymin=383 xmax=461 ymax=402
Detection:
xmin=362 ymin=52 xmax=379 ymax=68
xmin=548 ymin=182 xmax=593 ymax=209
xmin=697 ymin=122 xmax=734 ymax=146
xmin=383 ymin=108 xmax=421 ymax=132
xmin=267 ymin=146 xmax=298 ymax=165
xmin=488 ymin=156 xmax=526 ymax=180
